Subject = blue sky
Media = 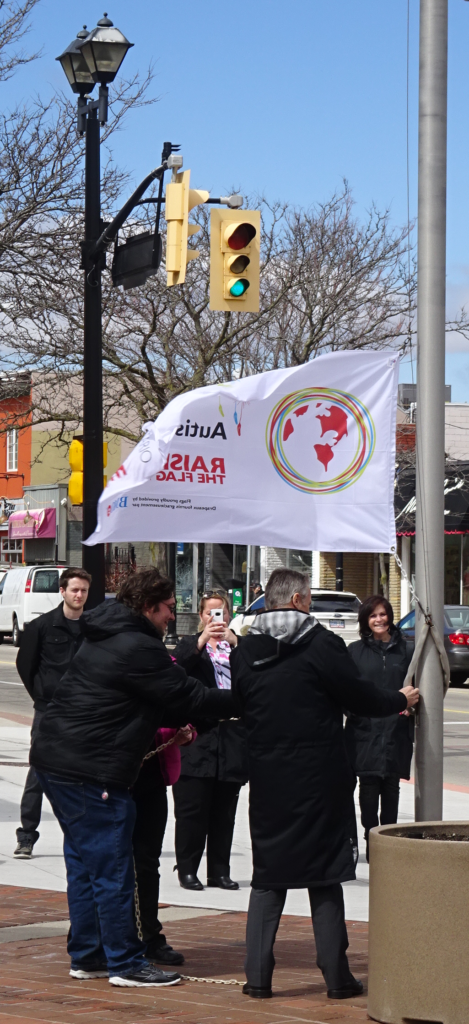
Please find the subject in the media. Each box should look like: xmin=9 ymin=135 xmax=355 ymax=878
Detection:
xmin=6 ymin=0 xmax=469 ymax=399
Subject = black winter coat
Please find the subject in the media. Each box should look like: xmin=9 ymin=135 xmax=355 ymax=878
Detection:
xmin=17 ymin=604 xmax=84 ymax=711
xmin=30 ymin=601 xmax=234 ymax=789
xmin=230 ymin=621 xmax=407 ymax=889
xmin=174 ymin=634 xmax=248 ymax=784
xmin=344 ymin=629 xmax=414 ymax=779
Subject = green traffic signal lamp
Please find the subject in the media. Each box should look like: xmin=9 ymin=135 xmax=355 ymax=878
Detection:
xmin=228 ymin=278 xmax=250 ymax=297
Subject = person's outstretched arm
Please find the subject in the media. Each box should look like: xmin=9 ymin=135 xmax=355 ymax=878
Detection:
xmin=312 ymin=630 xmax=417 ymax=717
xmin=124 ymin=643 xmax=235 ymax=720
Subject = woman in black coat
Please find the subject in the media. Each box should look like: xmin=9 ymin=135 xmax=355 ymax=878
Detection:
xmin=344 ymin=594 xmax=413 ymax=861
xmin=173 ymin=591 xmax=248 ymax=891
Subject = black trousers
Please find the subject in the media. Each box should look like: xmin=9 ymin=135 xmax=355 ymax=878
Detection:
xmin=245 ymin=885 xmax=353 ymax=991
xmin=358 ymin=773 xmax=400 ymax=837
xmin=173 ymin=775 xmax=241 ymax=878
xmin=17 ymin=710 xmax=43 ymax=844
xmin=132 ymin=778 xmax=168 ymax=948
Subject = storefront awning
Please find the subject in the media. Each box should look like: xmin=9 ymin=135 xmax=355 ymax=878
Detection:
xmin=8 ymin=508 xmax=56 ymax=540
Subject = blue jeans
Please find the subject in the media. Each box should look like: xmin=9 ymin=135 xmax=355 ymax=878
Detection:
xmin=37 ymin=772 xmax=147 ymax=975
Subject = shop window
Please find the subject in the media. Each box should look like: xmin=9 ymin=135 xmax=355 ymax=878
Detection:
xmin=445 ymin=535 xmax=461 ymax=605
xmin=0 ymin=538 xmax=22 ymax=564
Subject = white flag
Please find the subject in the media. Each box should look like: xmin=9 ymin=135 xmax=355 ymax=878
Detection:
xmin=85 ymin=350 xmax=399 ymax=552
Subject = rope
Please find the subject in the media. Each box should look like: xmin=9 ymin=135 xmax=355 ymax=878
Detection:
xmin=391 ymin=546 xmax=450 ymax=694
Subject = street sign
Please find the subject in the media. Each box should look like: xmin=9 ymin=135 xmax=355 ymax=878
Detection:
xmin=112 ymin=231 xmax=162 ymax=290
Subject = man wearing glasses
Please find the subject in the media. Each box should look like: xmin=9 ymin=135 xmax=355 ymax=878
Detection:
xmin=30 ymin=569 xmax=234 ymax=990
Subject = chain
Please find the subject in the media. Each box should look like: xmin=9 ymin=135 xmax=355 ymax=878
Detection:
xmin=133 ymin=856 xmax=144 ymax=942
xmin=391 ymin=545 xmax=426 ymax=619
xmin=141 ymin=735 xmax=177 ymax=763
xmin=181 ymin=975 xmax=243 ymax=986
xmin=133 ymin=866 xmax=242 ymax=985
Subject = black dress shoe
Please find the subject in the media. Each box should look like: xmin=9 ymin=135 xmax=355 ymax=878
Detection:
xmin=207 ymin=876 xmax=239 ymax=890
xmin=178 ymin=872 xmax=204 ymax=890
xmin=146 ymin=942 xmax=185 ymax=966
xmin=243 ymin=983 xmax=272 ymax=998
xmin=327 ymin=977 xmax=364 ymax=1000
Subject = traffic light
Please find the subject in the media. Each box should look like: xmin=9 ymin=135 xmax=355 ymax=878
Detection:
xmin=209 ymin=209 xmax=260 ymax=312
xmin=68 ymin=438 xmax=83 ymax=505
xmin=68 ymin=439 xmax=108 ymax=505
xmin=165 ymin=170 xmax=209 ymax=286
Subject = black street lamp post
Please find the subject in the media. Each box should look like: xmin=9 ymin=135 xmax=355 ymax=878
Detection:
xmin=57 ymin=15 xmax=133 ymax=608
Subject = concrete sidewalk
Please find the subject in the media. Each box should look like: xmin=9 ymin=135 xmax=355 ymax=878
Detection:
xmin=2 ymin=723 xmax=469 ymax=921
xmin=0 ymin=883 xmax=369 ymax=1024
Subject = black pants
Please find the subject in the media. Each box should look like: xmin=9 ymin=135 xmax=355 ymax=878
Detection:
xmin=358 ymin=773 xmax=400 ymax=837
xmin=245 ymin=885 xmax=353 ymax=991
xmin=17 ymin=710 xmax=43 ymax=844
xmin=173 ymin=775 xmax=241 ymax=878
xmin=132 ymin=778 xmax=168 ymax=948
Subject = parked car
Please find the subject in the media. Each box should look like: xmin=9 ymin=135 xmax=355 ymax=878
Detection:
xmin=0 ymin=565 xmax=63 ymax=646
xmin=230 ymin=588 xmax=361 ymax=645
xmin=398 ymin=606 xmax=469 ymax=686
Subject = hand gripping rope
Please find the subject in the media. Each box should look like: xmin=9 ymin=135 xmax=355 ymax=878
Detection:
xmin=134 ymin=736 xmax=244 ymax=986
xmin=391 ymin=546 xmax=450 ymax=695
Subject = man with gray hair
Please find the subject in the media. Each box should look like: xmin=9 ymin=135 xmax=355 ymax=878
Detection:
xmin=230 ymin=567 xmax=419 ymax=1001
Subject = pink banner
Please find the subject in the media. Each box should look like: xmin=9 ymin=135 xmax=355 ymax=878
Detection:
xmin=9 ymin=508 xmax=56 ymax=540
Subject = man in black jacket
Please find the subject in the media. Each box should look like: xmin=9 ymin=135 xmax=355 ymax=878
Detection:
xmin=230 ymin=568 xmax=419 ymax=1003
xmin=30 ymin=568 xmax=234 ymax=990
xmin=14 ymin=567 xmax=91 ymax=858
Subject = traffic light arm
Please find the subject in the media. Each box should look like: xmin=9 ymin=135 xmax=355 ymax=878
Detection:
xmin=90 ymin=159 xmax=169 ymax=262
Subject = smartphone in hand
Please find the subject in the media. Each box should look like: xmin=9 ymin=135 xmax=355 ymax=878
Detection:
xmin=210 ymin=608 xmax=224 ymax=624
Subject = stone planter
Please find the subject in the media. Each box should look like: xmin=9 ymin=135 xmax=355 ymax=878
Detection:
xmin=368 ymin=821 xmax=469 ymax=1024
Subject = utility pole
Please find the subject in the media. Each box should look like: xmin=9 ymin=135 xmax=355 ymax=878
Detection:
xmin=414 ymin=0 xmax=447 ymax=821
xmin=82 ymin=105 xmax=105 ymax=608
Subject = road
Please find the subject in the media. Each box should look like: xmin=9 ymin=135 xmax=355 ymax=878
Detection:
xmin=442 ymin=684 xmax=469 ymax=787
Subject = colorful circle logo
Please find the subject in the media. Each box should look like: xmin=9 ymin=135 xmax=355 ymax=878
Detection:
xmin=266 ymin=387 xmax=375 ymax=494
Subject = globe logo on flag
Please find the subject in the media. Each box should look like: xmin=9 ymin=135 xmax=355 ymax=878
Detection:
xmin=266 ymin=388 xmax=375 ymax=494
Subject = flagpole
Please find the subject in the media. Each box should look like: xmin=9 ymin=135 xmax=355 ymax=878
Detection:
xmin=414 ymin=0 xmax=447 ymax=822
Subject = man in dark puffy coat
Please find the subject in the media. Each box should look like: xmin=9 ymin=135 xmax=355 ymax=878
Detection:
xmin=15 ymin=567 xmax=91 ymax=858
xmin=30 ymin=569 xmax=234 ymax=990
xmin=230 ymin=568 xmax=419 ymax=1002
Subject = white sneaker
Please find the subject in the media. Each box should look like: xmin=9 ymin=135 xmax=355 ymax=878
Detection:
xmin=70 ymin=966 xmax=108 ymax=979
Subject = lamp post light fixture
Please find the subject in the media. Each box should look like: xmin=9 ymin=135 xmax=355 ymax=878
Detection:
xmin=57 ymin=14 xmax=133 ymax=607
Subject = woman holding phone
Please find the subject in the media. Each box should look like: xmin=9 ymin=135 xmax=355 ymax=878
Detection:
xmin=173 ymin=591 xmax=248 ymax=890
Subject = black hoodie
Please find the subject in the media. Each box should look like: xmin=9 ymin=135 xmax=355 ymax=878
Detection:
xmin=30 ymin=600 xmax=234 ymax=788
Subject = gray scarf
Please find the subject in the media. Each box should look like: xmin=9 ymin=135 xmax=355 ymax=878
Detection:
xmin=249 ymin=609 xmax=318 ymax=645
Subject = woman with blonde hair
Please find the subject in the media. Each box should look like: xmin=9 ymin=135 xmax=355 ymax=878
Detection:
xmin=173 ymin=590 xmax=248 ymax=890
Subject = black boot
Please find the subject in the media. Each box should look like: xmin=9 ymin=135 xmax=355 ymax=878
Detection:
xmin=178 ymin=872 xmax=204 ymax=890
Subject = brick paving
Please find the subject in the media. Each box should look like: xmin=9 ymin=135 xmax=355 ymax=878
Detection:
xmin=0 ymin=886 xmax=370 ymax=1024
xmin=0 ymin=887 xmax=69 ymax=927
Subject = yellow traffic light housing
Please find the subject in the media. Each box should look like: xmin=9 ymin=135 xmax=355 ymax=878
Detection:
xmin=209 ymin=209 xmax=260 ymax=311
xmin=165 ymin=169 xmax=209 ymax=286
xmin=68 ymin=438 xmax=108 ymax=505
xmin=68 ymin=438 xmax=83 ymax=505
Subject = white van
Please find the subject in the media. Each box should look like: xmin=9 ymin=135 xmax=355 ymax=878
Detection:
xmin=0 ymin=565 xmax=63 ymax=645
